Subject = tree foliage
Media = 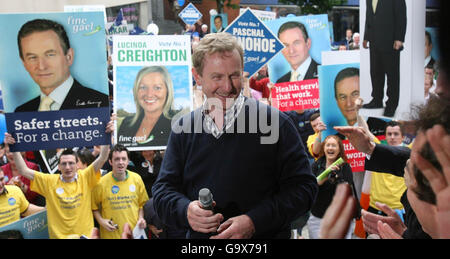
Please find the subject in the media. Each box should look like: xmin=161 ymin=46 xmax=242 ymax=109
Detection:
xmin=279 ymin=0 xmax=348 ymax=14
xmin=210 ymin=0 xmax=239 ymax=14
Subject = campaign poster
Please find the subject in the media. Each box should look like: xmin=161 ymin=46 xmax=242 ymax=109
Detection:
xmin=0 ymin=12 xmax=111 ymax=152
xmin=211 ymin=13 xmax=228 ymax=33
xmin=0 ymin=210 xmax=48 ymax=239
xmin=239 ymin=8 xmax=276 ymax=22
xmin=225 ymin=8 xmax=284 ymax=78
xmin=318 ymin=63 xmax=366 ymax=172
xmin=270 ymin=79 xmax=319 ymax=111
xmin=359 ymin=0 xmax=426 ymax=120
xmin=265 ymin=14 xmax=330 ymax=112
xmin=178 ymin=2 xmax=203 ymax=26
xmin=265 ymin=14 xmax=331 ymax=83
xmin=113 ymin=35 xmax=192 ymax=151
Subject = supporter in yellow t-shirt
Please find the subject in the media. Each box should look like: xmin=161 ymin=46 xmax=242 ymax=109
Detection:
xmin=306 ymin=112 xmax=326 ymax=160
xmin=369 ymin=121 xmax=407 ymax=213
xmin=3 ymin=118 xmax=113 ymax=239
xmin=92 ymin=144 xmax=149 ymax=239
xmin=0 ymin=170 xmax=44 ymax=227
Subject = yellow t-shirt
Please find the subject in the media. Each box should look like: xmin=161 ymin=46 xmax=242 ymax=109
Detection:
xmin=92 ymin=170 xmax=149 ymax=239
xmin=30 ymin=164 xmax=100 ymax=239
xmin=0 ymin=185 xmax=29 ymax=227
xmin=307 ymin=132 xmax=320 ymax=160
xmin=369 ymin=141 xmax=408 ymax=210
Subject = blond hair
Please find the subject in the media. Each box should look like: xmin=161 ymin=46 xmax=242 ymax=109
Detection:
xmin=130 ymin=66 xmax=174 ymax=126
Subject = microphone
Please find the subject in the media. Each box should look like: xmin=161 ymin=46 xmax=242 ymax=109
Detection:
xmin=316 ymin=157 xmax=345 ymax=181
xmin=186 ymin=188 xmax=215 ymax=239
xmin=199 ymin=188 xmax=214 ymax=211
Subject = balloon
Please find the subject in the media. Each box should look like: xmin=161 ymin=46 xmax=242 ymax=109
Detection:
xmin=147 ymin=23 xmax=159 ymax=35
xmin=209 ymin=9 xmax=218 ymax=16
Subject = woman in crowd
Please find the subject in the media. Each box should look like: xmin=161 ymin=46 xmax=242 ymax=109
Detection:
xmin=307 ymin=135 xmax=356 ymax=239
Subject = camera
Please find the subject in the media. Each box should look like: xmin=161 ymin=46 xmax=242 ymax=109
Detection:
xmin=328 ymin=171 xmax=343 ymax=184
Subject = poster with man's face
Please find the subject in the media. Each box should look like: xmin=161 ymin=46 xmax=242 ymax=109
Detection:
xmin=319 ymin=63 xmax=360 ymax=137
xmin=0 ymin=12 xmax=110 ymax=152
xmin=210 ymin=14 xmax=228 ymax=33
xmin=265 ymin=14 xmax=331 ymax=84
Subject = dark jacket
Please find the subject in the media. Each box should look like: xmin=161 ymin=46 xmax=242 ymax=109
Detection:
xmin=152 ymin=98 xmax=318 ymax=238
xmin=311 ymin=156 xmax=355 ymax=218
xmin=364 ymin=144 xmax=431 ymax=239
xmin=276 ymin=58 xmax=319 ymax=84
xmin=364 ymin=0 xmax=407 ymax=52
xmin=118 ymin=112 xmax=172 ymax=148
xmin=15 ymin=79 xmax=109 ymax=112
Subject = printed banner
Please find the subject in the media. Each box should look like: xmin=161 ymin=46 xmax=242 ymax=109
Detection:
xmin=239 ymin=8 xmax=276 ymax=22
xmin=265 ymin=14 xmax=331 ymax=84
xmin=225 ymin=8 xmax=284 ymax=78
xmin=0 ymin=210 xmax=48 ymax=239
xmin=6 ymin=107 xmax=111 ymax=152
xmin=342 ymin=140 xmax=366 ymax=173
xmin=178 ymin=3 xmax=202 ymax=26
xmin=113 ymin=35 xmax=192 ymax=151
xmin=271 ymin=79 xmax=319 ymax=111
xmin=318 ymin=63 xmax=360 ymax=139
xmin=0 ymin=12 xmax=110 ymax=152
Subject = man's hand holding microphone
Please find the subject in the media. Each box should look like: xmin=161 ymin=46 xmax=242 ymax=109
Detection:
xmin=187 ymin=188 xmax=255 ymax=239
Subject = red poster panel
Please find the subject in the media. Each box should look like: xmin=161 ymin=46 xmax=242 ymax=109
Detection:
xmin=271 ymin=79 xmax=319 ymax=111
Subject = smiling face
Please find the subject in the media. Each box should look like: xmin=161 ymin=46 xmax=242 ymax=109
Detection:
xmin=20 ymin=30 xmax=73 ymax=95
xmin=193 ymin=49 xmax=243 ymax=112
xmin=324 ymin=137 xmax=340 ymax=161
xmin=137 ymin=72 xmax=167 ymax=116
xmin=335 ymin=75 xmax=360 ymax=126
xmin=279 ymin=27 xmax=311 ymax=71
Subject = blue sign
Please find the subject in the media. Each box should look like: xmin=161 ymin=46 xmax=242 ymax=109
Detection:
xmin=225 ymin=8 xmax=284 ymax=77
xmin=178 ymin=3 xmax=202 ymax=26
xmin=6 ymin=107 xmax=111 ymax=152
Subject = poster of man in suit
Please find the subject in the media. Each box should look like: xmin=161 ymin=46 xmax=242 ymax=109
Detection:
xmin=0 ymin=12 xmax=110 ymax=152
xmin=359 ymin=0 xmax=425 ymax=120
xmin=266 ymin=14 xmax=331 ymax=84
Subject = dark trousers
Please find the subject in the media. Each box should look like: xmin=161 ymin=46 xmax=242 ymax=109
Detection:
xmin=369 ymin=47 xmax=401 ymax=110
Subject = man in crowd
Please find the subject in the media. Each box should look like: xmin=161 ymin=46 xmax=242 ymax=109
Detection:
xmin=367 ymin=121 xmax=407 ymax=219
xmin=3 ymin=118 xmax=113 ymax=239
xmin=0 ymin=169 xmax=44 ymax=227
xmin=306 ymin=112 xmax=326 ymax=161
xmin=92 ymin=144 xmax=148 ymax=239
xmin=152 ymin=32 xmax=317 ymax=239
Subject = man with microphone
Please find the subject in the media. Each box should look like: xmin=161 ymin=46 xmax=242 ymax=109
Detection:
xmin=152 ymin=33 xmax=318 ymax=239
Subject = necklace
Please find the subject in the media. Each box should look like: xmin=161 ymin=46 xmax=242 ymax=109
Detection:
xmin=142 ymin=126 xmax=147 ymax=137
